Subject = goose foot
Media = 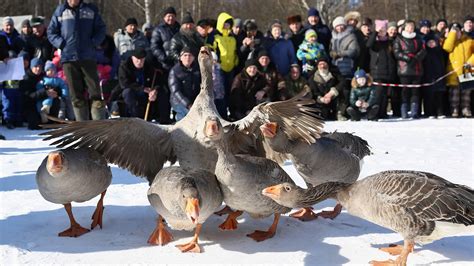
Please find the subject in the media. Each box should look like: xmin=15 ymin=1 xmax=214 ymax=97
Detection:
xmin=175 ymin=223 xmax=202 ymax=253
xmin=214 ymin=205 xmax=232 ymax=216
xmin=246 ymin=230 xmax=276 ymax=242
xmin=379 ymin=244 xmax=404 ymax=255
xmin=317 ymin=203 xmax=342 ymax=219
xmin=58 ymin=223 xmax=90 ymax=237
xmin=91 ymin=190 xmax=107 ymax=229
xmin=369 ymin=259 xmax=397 ymax=265
xmin=371 ymin=240 xmax=414 ymax=266
xmin=148 ymin=216 xmax=173 ymax=246
xmin=290 ymin=207 xmax=318 ymax=221
xmin=219 ymin=210 xmax=243 ymax=230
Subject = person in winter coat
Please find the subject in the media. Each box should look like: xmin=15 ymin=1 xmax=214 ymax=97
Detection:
xmin=257 ymin=49 xmax=287 ymax=101
xmin=26 ymin=17 xmax=55 ymax=62
xmin=330 ymin=16 xmax=360 ymax=120
xmin=367 ymin=19 xmax=398 ymax=119
xmin=308 ymin=57 xmax=343 ymax=120
xmin=393 ymin=20 xmax=426 ymax=119
xmin=305 ymin=7 xmax=331 ymax=54
xmin=346 ymin=69 xmax=379 ymax=121
xmin=355 ymin=18 xmax=372 ymax=72
xmin=263 ymin=20 xmax=297 ymax=76
xmin=286 ymin=15 xmax=305 ymax=52
xmin=236 ymin=20 xmax=264 ymax=73
xmin=151 ymin=7 xmax=180 ymax=71
xmin=167 ymin=12 xmax=204 ymax=64
xmin=114 ymin=18 xmax=150 ymax=60
xmin=2 ymin=52 xmax=26 ymax=129
xmin=168 ymin=47 xmax=201 ymax=121
xmin=1 ymin=17 xmax=25 ymax=54
xmin=296 ymin=29 xmax=327 ymax=77
xmin=229 ymin=58 xmax=269 ymax=120
xmin=442 ymin=22 xmax=474 ymax=117
xmin=285 ymin=64 xmax=310 ymax=98
xmin=19 ymin=19 xmax=33 ymax=43
xmin=47 ymin=0 xmax=107 ymax=121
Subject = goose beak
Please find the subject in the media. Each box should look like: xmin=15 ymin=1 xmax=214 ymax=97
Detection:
xmin=260 ymin=122 xmax=278 ymax=138
xmin=205 ymin=120 xmax=220 ymax=137
xmin=186 ymin=198 xmax=200 ymax=224
xmin=46 ymin=152 xmax=63 ymax=174
xmin=199 ymin=46 xmax=210 ymax=56
xmin=262 ymin=185 xmax=282 ymax=200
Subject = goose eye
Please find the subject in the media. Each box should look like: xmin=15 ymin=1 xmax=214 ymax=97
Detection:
xmin=284 ymin=185 xmax=291 ymax=192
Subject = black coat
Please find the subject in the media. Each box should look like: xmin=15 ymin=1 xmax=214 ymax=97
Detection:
xmin=168 ymin=61 xmax=201 ymax=107
xmin=367 ymin=32 xmax=397 ymax=82
xmin=0 ymin=34 xmax=9 ymax=60
xmin=230 ymin=70 xmax=268 ymax=119
xmin=422 ymin=32 xmax=446 ymax=92
xmin=167 ymin=29 xmax=204 ymax=64
xmin=355 ymin=29 xmax=371 ymax=72
xmin=118 ymin=58 xmax=160 ymax=92
xmin=150 ymin=22 xmax=180 ymax=70
xmin=393 ymin=34 xmax=426 ymax=77
xmin=25 ymin=34 xmax=55 ymax=62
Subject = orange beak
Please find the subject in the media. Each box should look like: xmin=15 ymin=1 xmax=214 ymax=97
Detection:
xmin=199 ymin=46 xmax=210 ymax=56
xmin=185 ymin=198 xmax=200 ymax=224
xmin=262 ymin=185 xmax=282 ymax=199
xmin=46 ymin=152 xmax=63 ymax=174
xmin=205 ymin=120 xmax=219 ymax=137
xmin=259 ymin=122 xmax=278 ymax=138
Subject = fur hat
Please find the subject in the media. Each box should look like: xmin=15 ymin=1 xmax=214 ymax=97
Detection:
xmin=305 ymin=29 xmax=317 ymax=41
xmin=332 ymin=16 xmax=346 ymax=28
xmin=307 ymin=7 xmax=319 ymax=18
xmin=181 ymin=12 xmax=194 ymax=24
xmin=287 ymin=15 xmax=302 ymax=25
xmin=344 ymin=11 xmax=361 ymax=27
xmin=162 ymin=6 xmax=177 ymax=17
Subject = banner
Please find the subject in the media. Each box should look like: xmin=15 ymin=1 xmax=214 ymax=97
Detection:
xmin=0 ymin=57 xmax=25 ymax=82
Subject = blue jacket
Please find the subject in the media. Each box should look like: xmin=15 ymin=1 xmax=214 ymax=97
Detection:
xmin=263 ymin=36 xmax=297 ymax=76
xmin=47 ymin=1 xmax=106 ymax=63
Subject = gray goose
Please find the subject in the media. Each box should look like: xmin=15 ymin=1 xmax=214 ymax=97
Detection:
xmin=41 ymin=47 xmax=324 ymax=185
xmin=262 ymin=170 xmax=474 ymax=265
xmin=147 ymin=166 xmax=222 ymax=253
xmin=260 ymin=121 xmax=370 ymax=221
xmin=203 ymin=116 xmax=293 ymax=242
xmin=36 ymin=148 xmax=112 ymax=237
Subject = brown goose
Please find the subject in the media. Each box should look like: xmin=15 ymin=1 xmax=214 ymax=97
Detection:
xmin=260 ymin=121 xmax=370 ymax=221
xmin=36 ymin=148 xmax=112 ymax=237
xmin=262 ymin=170 xmax=474 ymax=265
xmin=204 ymin=116 xmax=293 ymax=242
xmin=147 ymin=166 xmax=222 ymax=253
xmin=41 ymin=47 xmax=324 ymax=184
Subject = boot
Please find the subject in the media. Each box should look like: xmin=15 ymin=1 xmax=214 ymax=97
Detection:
xmin=91 ymin=100 xmax=107 ymax=120
xmin=401 ymin=103 xmax=409 ymax=119
xmin=346 ymin=107 xmax=361 ymax=121
xmin=72 ymin=99 xmax=90 ymax=121
xmin=410 ymin=102 xmax=419 ymax=119
xmin=451 ymin=108 xmax=459 ymax=118
xmin=462 ymin=107 xmax=472 ymax=118
xmin=367 ymin=105 xmax=380 ymax=121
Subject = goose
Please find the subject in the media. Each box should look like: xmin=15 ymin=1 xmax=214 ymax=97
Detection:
xmin=260 ymin=121 xmax=370 ymax=221
xmin=262 ymin=170 xmax=474 ymax=265
xmin=147 ymin=166 xmax=222 ymax=253
xmin=41 ymin=47 xmax=324 ymax=185
xmin=36 ymin=148 xmax=112 ymax=237
xmin=203 ymin=116 xmax=294 ymax=242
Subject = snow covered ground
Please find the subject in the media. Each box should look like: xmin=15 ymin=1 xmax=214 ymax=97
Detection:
xmin=0 ymin=118 xmax=473 ymax=265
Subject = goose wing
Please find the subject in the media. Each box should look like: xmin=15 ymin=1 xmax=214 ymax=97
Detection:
xmin=322 ymin=131 xmax=371 ymax=159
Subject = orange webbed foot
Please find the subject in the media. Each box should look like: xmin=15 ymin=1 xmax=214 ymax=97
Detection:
xmin=218 ymin=210 xmax=242 ymax=231
xmin=175 ymin=241 xmax=201 ymax=253
xmin=369 ymin=259 xmax=397 ymax=265
xmin=148 ymin=219 xmax=174 ymax=246
xmin=58 ymin=223 xmax=90 ymax=237
xmin=290 ymin=207 xmax=318 ymax=221
xmin=317 ymin=204 xmax=342 ymax=220
xmin=91 ymin=206 xmax=104 ymax=229
xmin=246 ymin=230 xmax=276 ymax=242
xmin=214 ymin=205 xmax=232 ymax=216
xmin=379 ymin=244 xmax=404 ymax=255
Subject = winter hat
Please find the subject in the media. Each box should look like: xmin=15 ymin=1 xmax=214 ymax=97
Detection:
xmin=270 ymin=19 xmax=282 ymax=29
xmin=354 ymin=69 xmax=367 ymax=79
xmin=305 ymin=29 xmax=317 ymax=41
xmin=332 ymin=16 xmax=346 ymax=28
xmin=124 ymin=18 xmax=138 ymax=27
xmin=162 ymin=6 xmax=177 ymax=17
xmin=387 ymin=21 xmax=397 ymax=30
xmin=361 ymin=18 xmax=373 ymax=27
xmin=180 ymin=46 xmax=193 ymax=56
xmin=375 ymin=20 xmax=388 ymax=31
xmin=18 ymin=50 xmax=30 ymax=60
xmin=142 ymin=22 xmax=153 ymax=32
xmin=287 ymin=15 xmax=302 ymax=25
xmin=344 ymin=11 xmax=361 ymax=27
xmin=419 ymin=19 xmax=432 ymax=29
xmin=245 ymin=58 xmax=258 ymax=68
xmin=234 ymin=18 xmax=243 ymax=28
xmin=2 ymin=17 xmax=14 ymax=26
xmin=307 ymin=7 xmax=320 ymax=18
xmin=131 ymin=47 xmax=147 ymax=59
xmin=245 ymin=21 xmax=258 ymax=31
xmin=45 ymin=60 xmax=56 ymax=72
xmin=436 ymin=19 xmax=447 ymax=26
xmin=257 ymin=49 xmax=269 ymax=60
xmin=30 ymin=17 xmax=44 ymax=27
xmin=464 ymin=15 xmax=473 ymax=23
xmin=30 ymin=58 xmax=44 ymax=69
xmin=21 ymin=19 xmax=30 ymax=28
xmin=181 ymin=12 xmax=194 ymax=24
xmin=196 ymin=19 xmax=210 ymax=28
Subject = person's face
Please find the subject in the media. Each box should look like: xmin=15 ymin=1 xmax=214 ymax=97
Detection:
xmin=361 ymin=24 xmax=371 ymax=35
xmin=3 ymin=23 xmax=13 ymax=34
xmin=246 ymin=30 xmax=257 ymax=38
xmin=163 ymin=13 xmax=176 ymax=25
xmin=308 ymin=35 xmax=317 ymax=43
xmin=46 ymin=69 xmax=55 ymax=77
xmin=347 ymin=19 xmax=358 ymax=27
xmin=132 ymin=56 xmax=145 ymax=69
xmin=427 ymin=39 xmax=437 ymax=48
xmin=308 ymin=16 xmax=319 ymax=26
xmin=22 ymin=25 xmax=32 ymax=35
xmin=125 ymin=24 xmax=137 ymax=34
xmin=32 ymin=65 xmax=43 ymax=75
xmin=246 ymin=65 xmax=257 ymax=77
xmin=182 ymin=23 xmax=194 ymax=31
xmin=317 ymin=61 xmax=328 ymax=71
xmin=335 ymin=25 xmax=345 ymax=33
xmin=464 ymin=20 xmax=473 ymax=33
xmin=420 ymin=26 xmax=430 ymax=35
xmin=32 ymin=25 xmax=45 ymax=37
xmin=271 ymin=26 xmax=281 ymax=39
xmin=290 ymin=67 xmax=300 ymax=80
xmin=387 ymin=27 xmax=397 ymax=37
xmin=436 ymin=21 xmax=446 ymax=32
xmin=356 ymin=77 xmax=366 ymax=86
xmin=180 ymin=52 xmax=194 ymax=67
xmin=258 ymin=56 xmax=270 ymax=67
xmin=67 ymin=0 xmax=81 ymax=8
xmin=232 ymin=25 xmax=240 ymax=35
xmin=196 ymin=25 xmax=207 ymax=37
xmin=289 ymin=22 xmax=301 ymax=33
xmin=404 ymin=23 xmax=415 ymax=33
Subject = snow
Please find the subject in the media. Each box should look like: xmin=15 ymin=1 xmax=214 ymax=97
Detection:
xmin=1 ymin=118 xmax=473 ymax=265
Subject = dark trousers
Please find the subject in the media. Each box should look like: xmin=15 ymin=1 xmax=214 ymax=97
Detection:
xmin=62 ymin=60 xmax=102 ymax=107
xmin=400 ymin=76 xmax=421 ymax=104
xmin=337 ymin=79 xmax=351 ymax=116
xmin=122 ymin=88 xmax=147 ymax=118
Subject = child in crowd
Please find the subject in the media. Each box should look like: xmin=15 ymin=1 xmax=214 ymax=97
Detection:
xmin=296 ymin=29 xmax=326 ymax=77
xmin=346 ymin=69 xmax=379 ymax=121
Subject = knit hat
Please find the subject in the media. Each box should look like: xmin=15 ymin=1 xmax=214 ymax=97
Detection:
xmin=162 ymin=6 xmax=177 ymax=17
xmin=18 ymin=50 xmax=30 ymax=60
xmin=2 ymin=17 xmax=14 ymax=26
xmin=142 ymin=22 xmax=153 ymax=32
xmin=180 ymin=46 xmax=193 ymax=56
xmin=436 ymin=19 xmax=447 ymax=26
xmin=464 ymin=15 xmax=473 ymax=23
xmin=332 ymin=16 xmax=346 ymax=28
xmin=30 ymin=17 xmax=44 ymax=27
xmin=375 ymin=20 xmax=388 ymax=31
xmin=270 ymin=19 xmax=282 ymax=29
xmin=131 ymin=47 xmax=147 ymax=59
xmin=287 ymin=15 xmax=302 ymax=25
xmin=387 ymin=21 xmax=397 ymax=30
xmin=124 ymin=18 xmax=138 ymax=27
xmin=305 ymin=29 xmax=317 ymax=41
xmin=245 ymin=21 xmax=258 ymax=31
xmin=182 ymin=12 xmax=194 ymax=24
xmin=245 ymin=58 xmax=258 ymax=68
xmin=307 ymin=7 xmax=319 ymax=18
xmin=21 ymin=19 xmax=30 ymax=28
xmin=234 ymin=18 xmax=243 ymax=28
xmin=361 ymin=18 xmax=373 ymax=27
xmin=257 ymin=49 xmax=269 ymax=59
xmin=316 ymin=57 xmax=329 ymax=65
xmin=45 ymin=60 xmax=56 ymax=72
xmin=354 ymin=69 xmax=367 ymax=79
xmin=419 ymin=19 xmax=432 ymax=29
xmin=30 ymin=58 xmax=44 ymax=69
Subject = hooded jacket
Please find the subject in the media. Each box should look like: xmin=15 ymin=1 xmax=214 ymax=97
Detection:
xmin=213 ymin=12 xmax=239 ymax=72
xmin=443 ymin=31 xmax=474 ymax=86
